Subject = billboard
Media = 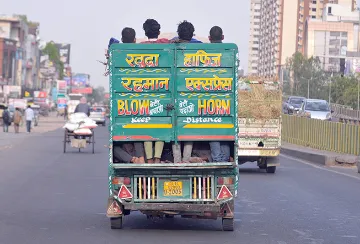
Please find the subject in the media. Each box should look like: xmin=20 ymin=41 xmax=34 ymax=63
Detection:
xmin=71 ymin=87 xmax=93 ymax=94
xmin=65 ymin=73 xmax=90 ymax=87
xmin=55 ymin=43 xmax=71 ymax=64
xmin=57 ymin=97 xmax=67 ymax=108
xmin=3 ymin=85 xmax=21 ymax=98
xmin=34 ymin=91 xmax=47 ymax=104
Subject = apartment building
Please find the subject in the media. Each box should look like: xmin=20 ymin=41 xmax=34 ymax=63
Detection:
xmin=305 ymin=3 xmax=360 ymax=71
xmin=247 ymin=0 xmax=261 ymax=75
xmin=255 ymin=0 xmax=357 ymax=76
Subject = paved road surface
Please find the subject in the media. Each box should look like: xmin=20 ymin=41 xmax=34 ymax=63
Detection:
xmin=0 ymin=125 xmax=360 ymax=244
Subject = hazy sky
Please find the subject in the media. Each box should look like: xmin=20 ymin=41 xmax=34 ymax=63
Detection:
xmin=2 ymin=0 xmax=250 ymax=89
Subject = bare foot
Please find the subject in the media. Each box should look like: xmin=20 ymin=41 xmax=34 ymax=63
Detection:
xmin=138 ymin=157 xmax=145 ymax=164
xmin=154 ymin=158 xmax=161 ymax=164
xmin=229 ymin=157 xmax=234 ymax=162
xmin=147 ymin=158 xmax=153 ymax=164
xmin=130 ymin=157 xmax=139 ymax=163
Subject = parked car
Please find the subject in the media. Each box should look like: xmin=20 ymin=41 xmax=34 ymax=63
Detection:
xmin=298 ymin=99 xmax=333 ymax=121
xmin=89 ymin=106 xmax=106 ymax=126
xmin=283 ymin=96 xmax=306 ymax=114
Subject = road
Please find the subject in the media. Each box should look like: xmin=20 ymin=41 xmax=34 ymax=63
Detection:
xmin=0 ymin=124 xmax=360 ymax=244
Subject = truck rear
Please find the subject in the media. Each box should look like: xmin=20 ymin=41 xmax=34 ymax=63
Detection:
xmin=237 ymin=76 xmax=282 ymax=173
xmin=106 ymin=43 xmax=239 ymax=231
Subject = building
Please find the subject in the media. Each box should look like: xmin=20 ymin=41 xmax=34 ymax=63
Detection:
xmin=0 ymin=38 xmax=17 ymax=85
xmin=258 ymin=0 xmax=300 ymax=76
xmin=304 ymin=3 xmax=360 ymax=71
xmin=256 ymin=0 xmax=357 ymax=76
xmin=0 ymin=16 xmax=28 ymax=86
xmin=247 ymin=0 xmax=261 ymax=75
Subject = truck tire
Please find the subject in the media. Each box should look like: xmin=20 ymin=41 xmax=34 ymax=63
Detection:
xmin=110 ymin=217 xmax=123 ymax=229
xmin=266 ymin=166 xmax=276 ymax=174
xmin=222 ymin=218 xmax=234 ymax=231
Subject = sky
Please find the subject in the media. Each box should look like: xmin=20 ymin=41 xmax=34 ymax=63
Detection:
xmin=1 ymin=0 xmax=250 ymax=90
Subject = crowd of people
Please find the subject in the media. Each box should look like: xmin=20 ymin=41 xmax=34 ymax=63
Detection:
xmin=110 ymin=19 xmax=231 ymax=164
xmin=2 ymin=105 xmax=35 ymax=134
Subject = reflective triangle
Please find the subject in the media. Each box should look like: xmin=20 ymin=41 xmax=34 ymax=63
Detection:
xmin=216 ymin=185 xmax=233 ymax=200
xmin=118 ymin=185 xmax=133 ymax=199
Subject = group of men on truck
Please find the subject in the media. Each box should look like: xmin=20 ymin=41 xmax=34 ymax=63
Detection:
xmin=108 ymin=19 xmax=233 ymax=164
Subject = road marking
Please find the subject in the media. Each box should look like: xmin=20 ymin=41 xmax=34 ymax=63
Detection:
xmin=280 ymin=154 xmax=360 ymax=181
xmin=341 ymin=235 xmax=357 ymax=238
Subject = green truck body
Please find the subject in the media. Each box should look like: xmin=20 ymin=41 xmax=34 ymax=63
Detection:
xmin=107 ymin=43 xmax=239 ymax=231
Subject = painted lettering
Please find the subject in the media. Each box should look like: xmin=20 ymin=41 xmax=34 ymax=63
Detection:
xmin=197 ymin=99 xmax=231 ymax=115
xmin=125 ymin=54 xmax=159 ymax=67
xmin=182 ymin=117 xmax=223 ymax=123
xmin=185 ymin=75 xmax=232 ymax=91
xmin=131 ymin=117 xmax=151 ymax=123
xmin=121 ymin=78 xmax=169 ymax=92
xmin=183 ymin=50 xmax=222 ymax=67
xmin=117 ymin=100 xmax=150 ymax=115
xmin=179 ymin=99 xmax=195 ymax=115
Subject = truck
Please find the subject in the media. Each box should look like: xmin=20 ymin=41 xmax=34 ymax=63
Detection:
xmin=106 ymin=43 xmax=239 ymax=231
xmin=237 ymin=76 xmax=282 ymax=173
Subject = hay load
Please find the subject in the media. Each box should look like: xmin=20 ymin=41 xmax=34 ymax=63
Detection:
xmin=238 ymin=76 xmax=282 ymax=119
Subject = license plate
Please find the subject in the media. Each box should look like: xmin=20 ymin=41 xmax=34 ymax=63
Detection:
xmin=163 ymin=181 xmax=183 ymax=196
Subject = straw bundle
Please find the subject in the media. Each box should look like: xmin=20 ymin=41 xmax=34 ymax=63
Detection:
xmin=238 ymin=78 xmax=282 ymax=119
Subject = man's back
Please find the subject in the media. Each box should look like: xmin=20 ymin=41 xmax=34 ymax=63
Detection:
xmin=75 ymin=103 xmax=90 ymax=116
xmin=25 ymin=108 xmax=34 ymax=121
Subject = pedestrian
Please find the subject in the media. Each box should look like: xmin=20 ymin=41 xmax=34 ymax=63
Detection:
xmin=2 ymin=106 xmax=11 ymax=133
xmin=13 ymin=107 xmax=22 ymax=133
xmin=25 ymin=105 xmax=34 ymax=133
xmin=64 ymin=104 xmax=68 ymax=120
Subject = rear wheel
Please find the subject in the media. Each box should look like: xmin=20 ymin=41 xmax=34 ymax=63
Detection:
xmin=266 ymin=166 xmax=276 ymax=174
xmin=110 ymin=217 xmax=123 ymax=229
xmin=63 ymin=130 xmax=67 ymax=153
xmin=102 ymin=121 xmax=106 ymax=126
xmin=222 ymin=218 xmax=234 ymax=231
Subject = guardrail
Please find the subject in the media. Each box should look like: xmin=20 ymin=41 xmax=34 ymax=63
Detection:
xmin=282 ymin=114 xmax=360 ymax=155
xmin=330 ymin=104 xmax=360 ymax=123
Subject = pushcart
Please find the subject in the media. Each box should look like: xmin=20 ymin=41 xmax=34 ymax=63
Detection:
xmin=63 ymin=128 xmax=95 ymax=153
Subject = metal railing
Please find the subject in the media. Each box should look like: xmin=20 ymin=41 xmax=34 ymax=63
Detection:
xmin=282 ymin=114 xmax=360 ymax=155
xmin=330 ymin=104 xmax=360 ymax=123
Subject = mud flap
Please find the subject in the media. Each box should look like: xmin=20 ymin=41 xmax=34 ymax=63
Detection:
xmin=106 ymin=196 xmax=123 ymax=218
xmin=220 ymin=200 xmax=234 ymax=218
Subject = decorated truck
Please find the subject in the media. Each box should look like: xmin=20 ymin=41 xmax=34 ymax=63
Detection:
xmin=237 ymin=76 xmax=282 ymax=173
xmin=106 ymin=43 xmax=239 ymax=231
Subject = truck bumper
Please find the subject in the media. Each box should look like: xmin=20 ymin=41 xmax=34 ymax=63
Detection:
xmin=123 ymin=202 xmax=222 ymax=212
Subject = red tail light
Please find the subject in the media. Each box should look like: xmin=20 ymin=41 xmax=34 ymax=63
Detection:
xmin=217 ymin=177 xmax=234 ymax=185
xmin=112 ymin=177 xmax=131 ymax=185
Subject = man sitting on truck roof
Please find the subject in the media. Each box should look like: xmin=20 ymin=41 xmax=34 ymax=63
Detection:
xmin=140 ymin=19 xmax=169 ymax=43
xmin=121 ymin=27 xmax=136 ymax=43
xmin=171 ymin=21 xmax=202 ymax=43
xmin=208 ymin=26 xmax=224 ymax=43
xmin=207 ymin=26 xmax=231 ymax=162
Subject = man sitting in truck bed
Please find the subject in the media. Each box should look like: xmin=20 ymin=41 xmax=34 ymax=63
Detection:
xmin=140 ymin=19 xmax=169 ymax=163
xmin=207 ymin=26 xmax=231 ymax=162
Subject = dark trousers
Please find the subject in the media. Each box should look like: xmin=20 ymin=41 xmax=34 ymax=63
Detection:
xmin=26 ymin=120 xmax=32 ymax=133
xmin=113 ymin=143 xmax=145 ymax=163
xmin=209 ymin=142 xmax=231 ymax=162
xmin=3 ymin=123 xmax=9 ymax=132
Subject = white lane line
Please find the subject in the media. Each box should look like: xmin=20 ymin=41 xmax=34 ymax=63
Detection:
xmin=280 ymin=154 xmax=360 ymax=181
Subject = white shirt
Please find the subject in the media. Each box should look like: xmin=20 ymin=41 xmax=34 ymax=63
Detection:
xmin=25 ymin=108 xmax=35 ymax=121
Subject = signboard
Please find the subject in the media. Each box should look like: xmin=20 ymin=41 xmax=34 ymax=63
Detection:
xmin=55 ymin=43 xmax=71 ymax=64
xmin=34 ymin=91 xmax=47 ymax=104
xmin=71 ymin=87 xmax=93 ymax=94
xmin=57 ymin=98 xmax=67 ymax=108
xmin=66 ymin=73 xmax=90 ymax=87
xmin=57 ymin=80 xmax=67 ymax=94
xmin=3 ymin=85 xmax=21 ymax=98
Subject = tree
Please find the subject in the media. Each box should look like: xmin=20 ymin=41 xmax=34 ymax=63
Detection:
xmin=87 ymin=86 xmax=106 ymax=104
xmin=330 ymin=75 xmax=358 ymax=108
xmin=42 ymin=42 xmax=64 ymax=80
xmin=285 ymin=52 xmax=327 ymax=99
